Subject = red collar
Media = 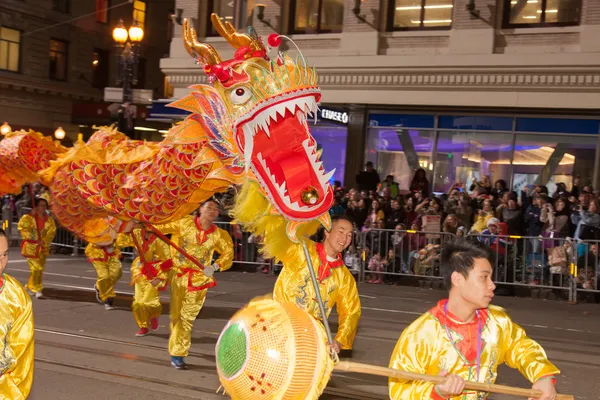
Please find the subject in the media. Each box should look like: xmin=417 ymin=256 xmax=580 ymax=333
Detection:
xmin=194 ymin=217 xmax=216 ymax=245
xmin=0 ymin=274 xmax=4 ymax=294
xmin=430 ymin=299 xmax=488 ymax=364
xmin=315 ymin=243 xmax=344 ymax=282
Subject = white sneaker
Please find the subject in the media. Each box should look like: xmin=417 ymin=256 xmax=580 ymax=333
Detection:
xmin=35 ymin=292 xmax=43 ymax=299
xmin=104 ymin=303 xmax=115 ymax=310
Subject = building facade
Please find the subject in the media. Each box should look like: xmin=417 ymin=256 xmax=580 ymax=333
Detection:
xmin=0 ymin=0 xmax=174 ymax=143
xmin=159 ymin=0 xmax=600 ymax=192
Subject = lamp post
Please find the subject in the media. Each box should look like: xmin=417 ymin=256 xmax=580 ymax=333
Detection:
xmin=112 ymin=19 xmax=143 ymax=139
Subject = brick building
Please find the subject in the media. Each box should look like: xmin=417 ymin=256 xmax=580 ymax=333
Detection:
xmin=0 ymin=0 xmax=174 ymax=143
xmin=159 ymin=0 xmax=600 ymax=193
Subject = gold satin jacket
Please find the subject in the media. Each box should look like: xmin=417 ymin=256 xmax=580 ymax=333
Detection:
xmin=389 ymin=300 xmax=560 ymax=399
xmin=17 ymin=214 xmax=56 ymax=258
xmin=84 ymin=242 xmax=121 ymax=262
xmin=116 ymin=229 xmax=172 ymax=288
xmin=156 ymin=216 xmax=233 ymax=291
xmin=0 ymin=274 xmax=34 ymax=400
xmin=273 ymin=240 xmax=361 ymax=349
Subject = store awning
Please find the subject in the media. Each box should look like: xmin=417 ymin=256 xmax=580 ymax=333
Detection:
xmin=146 ymin=99 xmax=190 ymax=122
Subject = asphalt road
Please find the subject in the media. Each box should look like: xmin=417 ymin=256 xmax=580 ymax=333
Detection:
xmin=5 ymin=250 xmax=600 ymax=400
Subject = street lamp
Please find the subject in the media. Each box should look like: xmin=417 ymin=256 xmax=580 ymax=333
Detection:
xmin=54 ymin=126 xmax=65 ymax=140
xmin=112 ymin=19 xmax=143 ymax=104
xmin=112 ymin=19 xmax=143 ymax=139
xmin=0 ymin=122 xmax=11 ymax=135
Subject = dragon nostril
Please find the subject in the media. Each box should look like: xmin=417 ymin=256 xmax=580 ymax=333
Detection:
xmin=301 ymin=187 xmax=319 ymax=206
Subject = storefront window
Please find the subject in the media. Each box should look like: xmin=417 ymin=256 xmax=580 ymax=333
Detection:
xmin=432 ymin=130 xmax=513 ymax=194
xmin=365 ymin=127 xmax=435 ymax=192
xmin=512 ymin=133 xmax=597 ymax=194
xmin=311 ymin=124 xmax=347 ymax=185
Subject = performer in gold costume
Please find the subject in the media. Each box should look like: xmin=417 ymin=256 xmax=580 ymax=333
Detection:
xmin=85 ymin=240 xmax=123 ymax=310
xmin=388 ymin=240 xmax=560 ymax=400
xmin=0 ymin=229 xmax=34 ymax=399
xmin=153 ymin=199 xmax=233 ymax=369
xmin=117 ymin=225 xmax=173 ymax=336
xmin=273 ymin=215 xmax=361 ymax=353
xmin=17 ymin=197 xmax=56 ymax=298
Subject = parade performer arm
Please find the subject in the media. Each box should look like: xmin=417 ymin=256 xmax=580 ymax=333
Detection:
xmin=115 ymin=232 xmax=134 ymax=248
xmin=3 ymin=280 xmax=35 ymax=399
xmin=42 ymin=217 xmax=56 ymax=252
xmin=334 ymin=269 xmax=361 ymax=350
xmin=17 ymin=215 xmax=35 ymax=241
xmin=208 ymin=228 xmax=234 ymax=273
xmin=389 ymin=317 xmax=443 ymax=399
xmin=501 ymin=311 xmax=560 ymax=385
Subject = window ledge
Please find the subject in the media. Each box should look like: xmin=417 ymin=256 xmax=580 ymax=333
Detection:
xmin=498 ymin=26 xmax=581 ymax=35
xmin=381 ymin=30 xmax=451 ymax=38
xmin=289 ymin=33 xmax=342 ymax=40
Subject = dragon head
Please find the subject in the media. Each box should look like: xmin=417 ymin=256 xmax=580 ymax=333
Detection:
xmin=175 ymin=14 xmax=334 ymax=227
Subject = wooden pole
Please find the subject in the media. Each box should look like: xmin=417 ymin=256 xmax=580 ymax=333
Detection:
xmin=334 ymin=362 xmax=574 ymax=400
xmin=143 ymin=223 xmax=205 ymax=270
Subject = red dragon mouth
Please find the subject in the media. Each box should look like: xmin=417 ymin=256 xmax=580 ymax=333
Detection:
xmin=234 ymin=91 xmax=334 ymax=220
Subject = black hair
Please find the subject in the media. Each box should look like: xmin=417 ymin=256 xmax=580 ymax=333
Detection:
xmin=331 ymin=214 xmax=355 ymax=229
xmin=200 ymin=198 xmax=219 ymax=208
xmin=441 ymin=239 xmax=491 ymax=290
xmin=0 ymin=229 xmax=5 ymax=238
xmin=35 ymin=198 xmax=48 ymax=207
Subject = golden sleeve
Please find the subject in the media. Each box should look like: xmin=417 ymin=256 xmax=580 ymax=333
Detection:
xmin=389 ymin=317 xmax=438 ymax=399
xmin=334 ymin=269 xmax=361 ymax=349
xmin=115 ymin=232 xmax=134 ymax=248
xmin=501 ymin=313 xmax=560 ymax=382
xmin=42 ymin=218 xmax=56 ymax=248
xmin=213 ymin=228 xmax=234 ymax=272
xmin=153 ymin=218 xmax=186 ymax=236
xmin=17 ymin=215 xmax=35 ymax=241
xmin=7 ymin=284 xmax=35 ymax=398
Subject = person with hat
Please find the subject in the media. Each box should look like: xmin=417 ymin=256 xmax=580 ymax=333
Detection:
xmin=17 ymin=196 xmax=56 ymax=299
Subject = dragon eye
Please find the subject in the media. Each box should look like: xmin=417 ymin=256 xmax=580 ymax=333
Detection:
xmin=230 ymin=86 xmax=251 ymax=105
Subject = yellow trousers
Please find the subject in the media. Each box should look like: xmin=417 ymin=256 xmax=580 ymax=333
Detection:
xmin=133 ymin=278 xmax=162 ymax=329
xmin=92 ymin=256 xmax=123 ymax=302
xmin=25 ymin=254 xmax=47 ymax=293
xmin=168 ymin=273 xmax=207 ymax=357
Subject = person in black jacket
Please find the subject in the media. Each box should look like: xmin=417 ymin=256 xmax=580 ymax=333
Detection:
xmin=356 ymin=162 xmax=380 ymax=192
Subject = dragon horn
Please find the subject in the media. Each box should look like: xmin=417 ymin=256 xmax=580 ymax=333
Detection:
xmin=182 ymin=18 xmax=222 ymax=66
xmin=210 ymin=13 xmax=264 ymax=52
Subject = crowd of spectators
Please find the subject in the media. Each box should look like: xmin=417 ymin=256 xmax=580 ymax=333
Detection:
xmin=332 ymin=164 xmax=600 ymax=291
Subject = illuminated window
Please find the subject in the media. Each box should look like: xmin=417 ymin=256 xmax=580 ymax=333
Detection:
xmin=389 ymin=0 xmax=453 ymax=30
xmin=207 ymin=0 xmax=236 ymax=36
xmin=503 ymin=0 xmax=581 ymax=27
xmin=291 ymin=0 xmax=344 ymax=34
xmin=0 ymin=27 xmax=20 ymax=73
xmin=96 ymin=0 xmax=109 ymax=23
xmin=133 ymin=0 xmax=146 ymax=30
xmin=49 ymin=39 xmax=68 ymax=81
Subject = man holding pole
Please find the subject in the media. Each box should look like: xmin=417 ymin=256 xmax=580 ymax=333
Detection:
xmin=273 ymin=215 xmax=361 ymax=354
xmin=151 ymin=199 xmax=233 ymax=370
xmin=388 ymin=239 xmax=560 ymax=399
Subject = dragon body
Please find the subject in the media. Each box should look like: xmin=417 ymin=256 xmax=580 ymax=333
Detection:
xmin=0 ymin=14 xmax=334 ymax=245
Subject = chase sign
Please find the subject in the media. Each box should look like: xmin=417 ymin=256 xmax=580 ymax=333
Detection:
xmin=320 ymin=108 xmax=349 ymax=124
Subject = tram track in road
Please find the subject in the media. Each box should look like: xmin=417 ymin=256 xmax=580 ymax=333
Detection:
xmin=35 ymin=327 xmax=388 ymax=399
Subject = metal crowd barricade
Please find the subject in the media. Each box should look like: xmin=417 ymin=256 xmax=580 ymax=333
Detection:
xmin=358 ymin=229 xmax=455 ymax=283
xmin=465 ymin=233 xmax=577 ymax=302
xmin=572 ymin=240 xmax=600 ymax=301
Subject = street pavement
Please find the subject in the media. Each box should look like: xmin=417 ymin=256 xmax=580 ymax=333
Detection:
xmin=5 ymin=250 xmax=600 ymax=400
